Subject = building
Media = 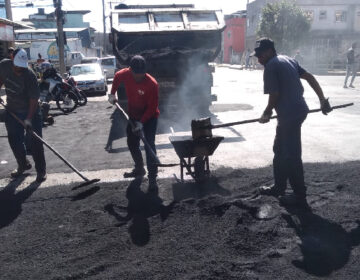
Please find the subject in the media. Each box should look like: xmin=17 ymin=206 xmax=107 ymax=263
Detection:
xmin=223 ymin=11 xmax=247 ymax=64
xmin=0 ymin=0 xmax=6 ymax=19
xmin=246 ymin=0 xmax=360 ymax=71
xmin=21 ymin=8 xmax=91 ymax=30
xmin=14 ymin=8 xmax=101 ymax=61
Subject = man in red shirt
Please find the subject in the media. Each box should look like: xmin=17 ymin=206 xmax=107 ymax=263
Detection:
xmin=108 ymin=55 xmax=160 ymax=190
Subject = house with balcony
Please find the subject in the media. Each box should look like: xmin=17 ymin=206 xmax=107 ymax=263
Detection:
xmin=246 ymin=0 xmax=360 ymax=71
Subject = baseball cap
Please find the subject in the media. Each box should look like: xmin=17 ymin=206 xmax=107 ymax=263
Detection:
xmin=251 ymin=38 xmax=275 ymax=57
xmin=130 ymin=55 xmax=146 ymax=74
xmin=13 ymin=49 xmax=29 ymax=68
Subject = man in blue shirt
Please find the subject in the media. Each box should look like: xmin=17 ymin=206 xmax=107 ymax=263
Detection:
xmin=253 ymin=38 xmax=332 ymax=208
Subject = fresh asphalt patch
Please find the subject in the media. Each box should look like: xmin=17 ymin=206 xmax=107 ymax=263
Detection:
xmin=0 ymin=161 xmax=359 ymax=279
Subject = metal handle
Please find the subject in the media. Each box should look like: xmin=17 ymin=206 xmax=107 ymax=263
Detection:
xmin=210 ymin=103 xmax=354 ymax=129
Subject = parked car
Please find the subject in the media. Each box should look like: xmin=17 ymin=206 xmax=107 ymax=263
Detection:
xmin=81 ymin=57 xmax=100 ymax=64
xmin=99 ymin=56 xmax=117 ymax=79
xmin=69 ymin=63 xmax=108 ymax=95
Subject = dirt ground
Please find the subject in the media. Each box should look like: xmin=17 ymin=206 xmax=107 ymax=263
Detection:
xmin=0 ymin=160 xmax=359 ymax=279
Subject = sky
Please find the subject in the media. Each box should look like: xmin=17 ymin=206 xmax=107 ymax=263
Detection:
xmin=10 ymin=0 xmax=248 ymax=32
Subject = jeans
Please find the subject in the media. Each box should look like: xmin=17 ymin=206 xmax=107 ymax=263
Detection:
xmin=127 ymin=117 xmax=158 ymax=182
xmin=5 ymin=110 xmax=46 ymax=174
xmin=344 ymin=63 xmax=357 ymax=86
xmin=273 ymin=115 xmax=307 ymax=198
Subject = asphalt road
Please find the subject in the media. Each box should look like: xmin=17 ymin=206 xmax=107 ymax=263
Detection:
xmin=0 ymin=66 xmax=359 ymax=187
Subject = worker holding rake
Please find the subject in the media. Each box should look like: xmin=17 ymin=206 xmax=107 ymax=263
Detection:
xmin=108 ymin=55 xmax=160 ymax=191
xmin=253 ymin=38 xmax=332 ymax=208
xmin=0 ymin=49 xmax=46 ymax=183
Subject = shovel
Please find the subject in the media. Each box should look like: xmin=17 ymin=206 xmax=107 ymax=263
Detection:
xmin=114 ymin=102 xmax=178 ymax=167
xmin=191 ymin=103 xmax=354 ymax=139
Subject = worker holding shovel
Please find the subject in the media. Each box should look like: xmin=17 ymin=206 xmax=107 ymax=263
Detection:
xmin=108 ymin=55 xmax=160 ymax=191
xmin=253 ymin=38 xmax=332 ymax=209
xmin=0 ymin=48 xmax=46 ymax=183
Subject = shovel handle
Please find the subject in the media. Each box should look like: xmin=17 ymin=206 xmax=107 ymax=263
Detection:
xmin=210 ymin=103 xmax=354 ymax=129
xmin=114 ymin=102 xmax=162 ymax=165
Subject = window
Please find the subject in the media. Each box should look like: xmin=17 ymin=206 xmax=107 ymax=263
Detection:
xmin=101 ymin=58 xmax=115 ymax=66
xmin=227 ymin=31 xmax=231 ymax=39
xmin=304 ymin=10 xmax=314 ymax=21
xmin=319 ymin=10 xmax=327 ymax=20
xmin=335 ymin=11 xmax=347 ymax=22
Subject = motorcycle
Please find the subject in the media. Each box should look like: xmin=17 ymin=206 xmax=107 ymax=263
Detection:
xmin=65 ymin=75 xmax=87 ymax=106
xmin=40 ymin=68 xmax=78 ymax=113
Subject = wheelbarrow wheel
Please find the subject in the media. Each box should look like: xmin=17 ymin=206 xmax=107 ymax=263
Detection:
xmin=194 ymin=156 xmax=207 ymax=182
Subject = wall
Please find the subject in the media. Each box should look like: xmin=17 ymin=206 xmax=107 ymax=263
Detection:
xmin=64 ymin=14 xmax=90 ymax=29
xmin=223 ymin=17 xmax=246 ymax=64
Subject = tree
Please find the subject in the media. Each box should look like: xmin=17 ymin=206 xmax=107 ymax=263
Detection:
xmin=257 ymin=1 xmax=311 ymax=55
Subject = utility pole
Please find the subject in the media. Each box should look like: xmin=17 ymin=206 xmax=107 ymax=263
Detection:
xmin=5 ymin=0 xmax=13 ymax=20
xmin=102 ymin=0 xmax=106 ymax=55
xmin=54 ymin=0 xmax=66 ymax=76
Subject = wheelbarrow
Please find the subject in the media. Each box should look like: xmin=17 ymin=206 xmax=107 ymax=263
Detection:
xmin=169 ymin=135 xmax=224 ymax=182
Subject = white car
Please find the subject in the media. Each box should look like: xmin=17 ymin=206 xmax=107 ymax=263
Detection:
xmin=70 ymin=63 xmax=108 ymax=95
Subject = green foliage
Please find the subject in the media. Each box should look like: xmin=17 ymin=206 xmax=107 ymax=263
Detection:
xmin=257 ymin=1 xmax=311 ymax=54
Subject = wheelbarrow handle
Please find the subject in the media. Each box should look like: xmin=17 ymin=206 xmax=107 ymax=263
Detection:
xmin=210 ymin=103 xmax=354 ymax=129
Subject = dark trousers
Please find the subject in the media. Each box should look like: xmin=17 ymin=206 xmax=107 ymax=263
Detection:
xmin=5 ymin=110 xmax=46 ymax=174
xmin=273 ymin=116 xmax=307 ymax=198
xmin=127 ymin=117 xmax=158 ymax=181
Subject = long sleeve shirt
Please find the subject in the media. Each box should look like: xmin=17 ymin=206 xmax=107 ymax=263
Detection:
xmin=110 ymin=68 xmax=160 ymax=123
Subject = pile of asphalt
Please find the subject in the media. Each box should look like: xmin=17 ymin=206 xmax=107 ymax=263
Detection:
xmin=0 ymin=161 xmax=359 ymax=279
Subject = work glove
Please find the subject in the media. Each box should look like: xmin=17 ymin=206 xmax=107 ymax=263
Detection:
xmin=24 ymin=119 xmax=32 ymax=131
xmin=259 ymin=110 xmax=272 ymax=124
xmin=108 ymin=94 xmax=117 ymax=105
xmin=320 ymin=98 xmax=332 ymax=115
xmin=132 ymin=121 xmax=143 ymax=137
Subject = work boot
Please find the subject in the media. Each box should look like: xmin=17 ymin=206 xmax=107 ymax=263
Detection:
xmin=147 ymin=175 xmax=158 ymax=192
xmin=279 ymin=194 xmax=310 ymax=210
xmin=349 ymin=84 xmax=355 ymax=88
xmin=123 ymin=167 xmax=146 ymax=178
xmin=259 ymin=184 xmax=285 ymax=197
xmin=343 ymin=85 xmax=348 ymax=88
xmin=36 ymin=171 xmax=47 ymax=183
xmin=11 ymin=161 xmax=32 ymax=178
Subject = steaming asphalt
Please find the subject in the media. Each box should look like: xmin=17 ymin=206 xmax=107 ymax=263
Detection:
xmin=1 ymin=66 xmax=359 ymax=188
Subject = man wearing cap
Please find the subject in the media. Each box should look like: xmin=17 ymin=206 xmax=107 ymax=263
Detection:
xmin=0 ymin=48 xmax=47 ymax=182
xmin=108 ymin=55 xmax=160 ymax=190
xmin=253 ymin=38 xmax=332 ymax=208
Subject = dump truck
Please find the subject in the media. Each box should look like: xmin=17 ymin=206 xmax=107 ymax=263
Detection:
xmin=110 ymin=4 xmax=225 ymax=116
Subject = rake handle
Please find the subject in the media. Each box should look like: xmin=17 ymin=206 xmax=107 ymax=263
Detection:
xmin=0 ymin=101 xmax=90 ymax=182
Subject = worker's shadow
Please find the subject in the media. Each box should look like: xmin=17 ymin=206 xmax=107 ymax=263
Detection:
xmin=104 ymin=177 xmax=175 ymax=246
xmin=172 ymin=177 xmax=231 ymax=202
xmin=282 ymin=207 xmax=360 ymax=277
xmin=0 ymin=177 xmax=41 ymax=229
xmin=104 ymin=108 xmax=127 ymax=152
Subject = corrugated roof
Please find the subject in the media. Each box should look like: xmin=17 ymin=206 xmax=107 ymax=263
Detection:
xmin=15 ymin=27 xmax=90 ymax=34
xmin=0 ymin=18 xmax=33 ymax=28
